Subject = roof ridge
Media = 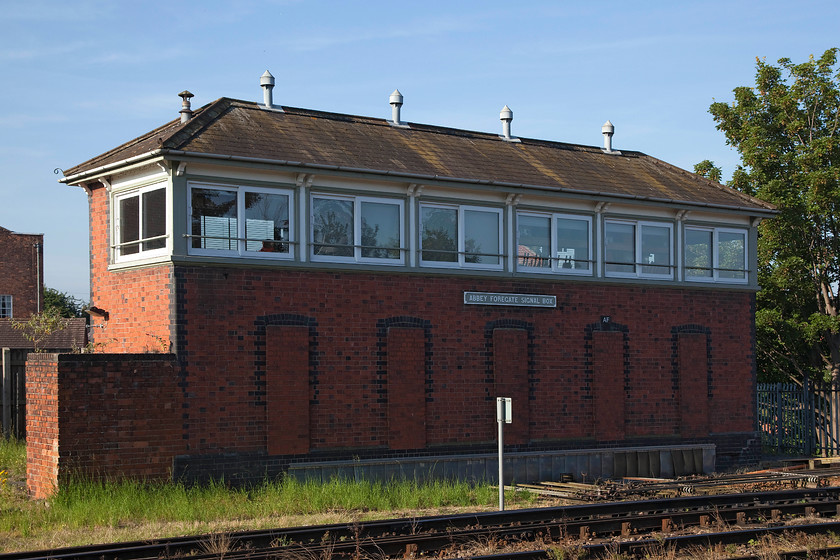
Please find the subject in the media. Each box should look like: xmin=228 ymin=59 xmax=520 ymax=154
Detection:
xmin=162 ymin=97 xmax=235 ymax=149
xmin=234 ymin=99 xmax=628 ymax=155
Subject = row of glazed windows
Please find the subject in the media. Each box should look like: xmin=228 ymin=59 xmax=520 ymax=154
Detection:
xmin=113 ymin=183 xmax=749 ymax=283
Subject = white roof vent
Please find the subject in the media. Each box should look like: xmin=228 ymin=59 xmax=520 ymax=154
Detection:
xmin=500 ymin=105 xmax=513 ymax=140
xmin=179 ymin=91 xmax=194 ymax=124
xmin=602 ymin=120 xmax=615 ymax=153
xmin=260 ymin=70 xmax=275 ymax=107
xmin=389 ymin=89 xmax=404 ymax=125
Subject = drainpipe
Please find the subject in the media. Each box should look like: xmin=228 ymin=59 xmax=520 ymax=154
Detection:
xmin=33 ymin=242 xmax=41 ymax=313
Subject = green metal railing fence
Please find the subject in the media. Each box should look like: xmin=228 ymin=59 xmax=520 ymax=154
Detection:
xmin=757 ymin=380 xmax=840 ymax=456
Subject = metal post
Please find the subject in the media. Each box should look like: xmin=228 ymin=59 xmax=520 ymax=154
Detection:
xmin=776 ymin=384 xmax=783 ymax=454
xmin=496 ymin=397 xmax=511 ymax=511
xmin=498 ymin=412 xmax=504 ymax=511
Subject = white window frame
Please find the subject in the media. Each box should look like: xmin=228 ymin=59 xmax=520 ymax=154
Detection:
xmin=684 ymin=225 xmax=748 ymax=284
xmin=188 ymin=182 xmax=295 ymax=259
xmin=0 ymin=295 xmax=11 ymax=318
xmin=604 ymin=219 xmax=674 ymax=279
xmin=310 ymin=193 xmax=405 ymax=265
xmin=419 ymin=203 xmax=504 ymax=271
xmin=113 ymin=182 xmax=169 ymax=263
xmin=516 ymin=211 xmax=592 ymax=275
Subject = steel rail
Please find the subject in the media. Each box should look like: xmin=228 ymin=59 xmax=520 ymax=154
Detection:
xmin=453 ymin=521 xmax=840 ymax=560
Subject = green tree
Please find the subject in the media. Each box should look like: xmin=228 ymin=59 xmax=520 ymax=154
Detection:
xmin=43 ymin=287 xmax=87 ymax=318
xmin=693 ymin=159 xmax=723 ymax=183
xmin=708 ymin=48 xmax=840 ymax=383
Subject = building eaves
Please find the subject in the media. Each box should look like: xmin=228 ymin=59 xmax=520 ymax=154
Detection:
xmin=60 ymin=97 xmax=776 ymax=215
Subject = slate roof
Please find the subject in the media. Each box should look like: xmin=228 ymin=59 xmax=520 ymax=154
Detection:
xmin=0 ymin=318 xmax=87 ymax=350
xmin=62 ymin=98 xmax=775 ymax=214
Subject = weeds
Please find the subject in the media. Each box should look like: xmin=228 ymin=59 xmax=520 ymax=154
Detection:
xmin=0 ymin=439 xmax=531 ymax=553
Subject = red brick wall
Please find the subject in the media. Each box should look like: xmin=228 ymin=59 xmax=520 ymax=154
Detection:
xmin=28 ymin=262 xmax=757 ymax=489
xmin=493 ymin=328 xmax=529 ymax=444
xmin=592 ymin=331 xmax=626 ymax=441
xmin=173 ymin=266 xmax=755 ymax=456
xmin=387 ymin=327 xmax=426 ymax=449
xmin=87 ymin=185 xmax=172 ymax=352
xmin=26 ymin=353 xmax=184 ymax=498
xmin=679 ymin=332 xmax=710 ymax=438
xmin=0 ymin=228 xmax=43 ymax=318
xmin=25 ymin=353 xmax=59 ymax=499
xmin=266 ymin=325 xmax=310 ymax=454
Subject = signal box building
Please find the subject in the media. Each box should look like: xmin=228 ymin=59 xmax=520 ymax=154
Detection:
xmin=40 ymin=77 xmax=776 ymax=489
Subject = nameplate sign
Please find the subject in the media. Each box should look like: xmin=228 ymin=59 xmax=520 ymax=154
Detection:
xmin=464 ymin=292 xmax=556 ymax=308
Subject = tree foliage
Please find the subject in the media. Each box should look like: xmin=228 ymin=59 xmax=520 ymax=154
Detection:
xmin=43 ymin=287 xmax=87 ymax=318
xmin=693 ymin=159 xmax=723 ymax=183
xmin=11 ymin=307 xmax=67 ymax=352
xmin=708 ymin=48 xmax=840 ymax=383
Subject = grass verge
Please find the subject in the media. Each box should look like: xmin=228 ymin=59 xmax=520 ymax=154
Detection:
xmin=0 ymin=438 xmax=535 ymax=552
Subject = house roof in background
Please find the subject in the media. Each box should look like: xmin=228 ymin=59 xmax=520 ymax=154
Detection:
xmin=61 ymin=98 xmax=775 ymax=214
xmin=0 ymin=318 xmax=87 ymax=351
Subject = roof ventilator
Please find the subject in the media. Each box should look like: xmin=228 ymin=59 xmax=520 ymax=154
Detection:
xmin=602 ymin=120 xmax=620 ymax=154
xmin=500 ymin=105 xmax=516 ymax=141
xmin=179 ymin=91 xmax=194 ymax=124
xmin=261 ymin=70 xmax=275 ymax=107
xmin=389 ymin=89 xmax=407 ymax=127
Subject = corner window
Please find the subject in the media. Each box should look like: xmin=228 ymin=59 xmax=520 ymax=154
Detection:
xmin=189 ymin=183 xmax=293 ymax=257
xmin=311 ymin=194 xmax=403 ymax=263
xmin=685 ymin=226 xmax=747 ymax=282
xmin=0 ymin=295 xmax=11 ymax=318
xmin=114 ymin=184 xmax=167 ymax=261
xmin=517 ymin=212 xmax=591 ymax=273
xmin=605 ymin=219 xmax=673 ymax=278
xmin=420 ymin=204 xmax=503 ymax=269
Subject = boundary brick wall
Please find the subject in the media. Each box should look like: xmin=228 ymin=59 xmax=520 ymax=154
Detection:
xmin=26 ymin=353 xmax=183 ymax=498
xmin=0 ymin=228 xmax=43 ymax=318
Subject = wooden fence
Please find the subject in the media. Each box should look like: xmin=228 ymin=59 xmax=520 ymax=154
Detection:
xmin=757 ymin=381 xmax=840 ymax=456
xmin=1 ymin=348 xmax=27 ymax=440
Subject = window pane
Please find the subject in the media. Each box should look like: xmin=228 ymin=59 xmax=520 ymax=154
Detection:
xmin=464 ymin=209 xmax=500 ymax=265
xmin=0 ymin=295 xmax=11 ymax=318
xmin=245 ymin=192 xmax=290 ymax=253
xmin=192 ymin=188 xmax=237 ymax=250
xmin=718 ymin=231 xmax=746 ymax=279
xmin=313 ymin=198 xmax=353 ymax=257
xmin=142 ymin=188 xmax=166 ymax=251
xmin=640 ymin=225 xmax=671 ymax=275
xmin=557 ymin=217 xmax=590 ymax=271
xmin=360 ymin=201 xmax=401 ymax=259
xmin=517 ymin=214 xmax=551 ymax=268
xmin=120 ymin=195 xmax=140 ymax=256
xmin=421 ymin=207 xmax=457 ymax=262
xmin=605 ymin=222 xmax=635 ymax=274
xmin=685 ymin=229 xmax=712 ymax=277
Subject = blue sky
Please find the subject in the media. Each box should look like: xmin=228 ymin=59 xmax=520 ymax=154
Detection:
xmin=1 ymin=1 xmax=838 ymax=301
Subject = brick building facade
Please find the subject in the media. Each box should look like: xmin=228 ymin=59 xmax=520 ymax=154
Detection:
xmin=29 ymin=78 xmax=776 ymax=495
xmin=0 ymin=226 xmax=43 ymax=318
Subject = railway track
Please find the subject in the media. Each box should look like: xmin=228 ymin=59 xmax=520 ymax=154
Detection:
xmin=4 ymin=486 xmax=840 ymax=559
